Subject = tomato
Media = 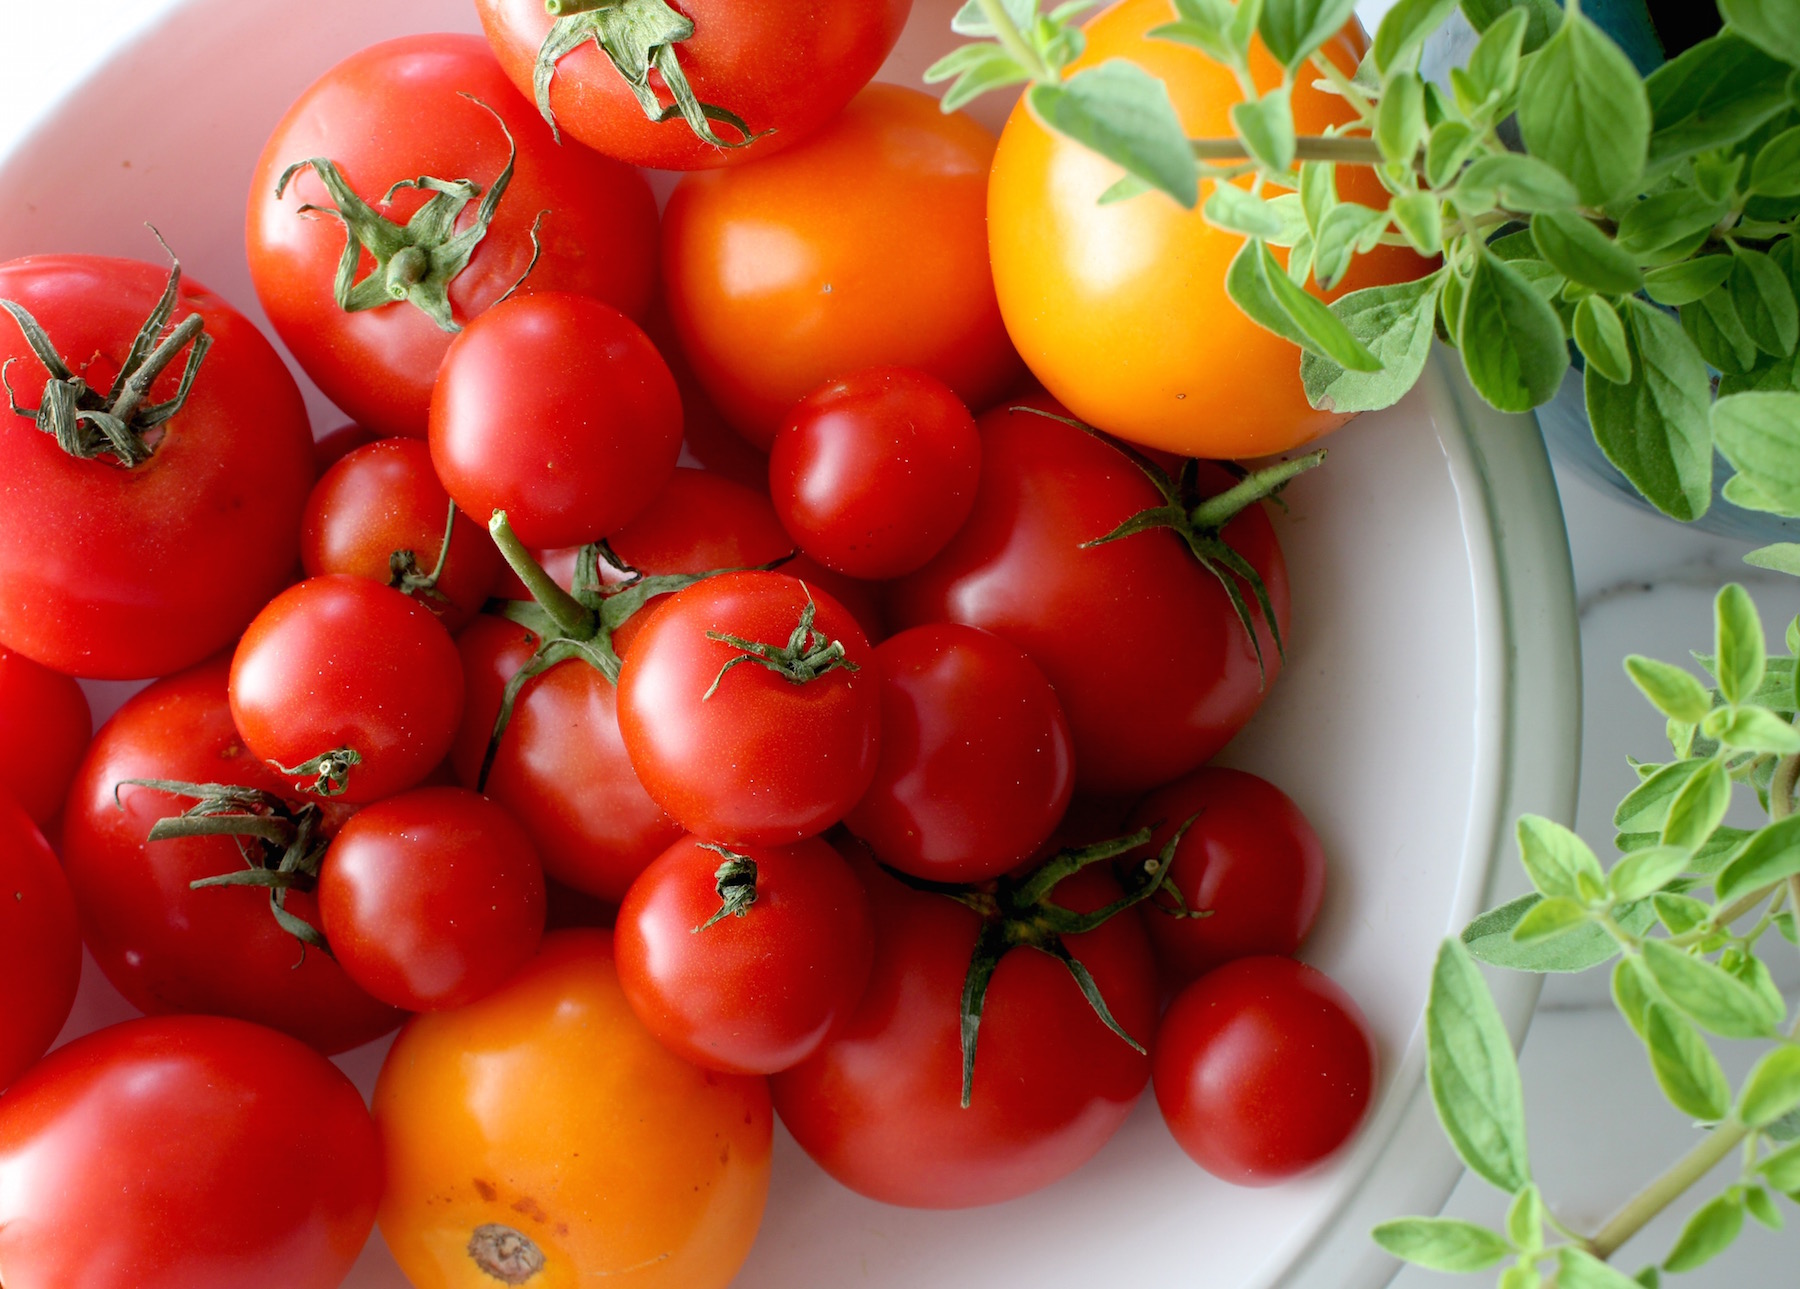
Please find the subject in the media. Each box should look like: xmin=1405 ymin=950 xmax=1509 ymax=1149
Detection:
xmin=663 ymin=84 xmax=1022 ymax=448
xmin=301 ymin=437 xmax=503 ymax=632
xmin=318 ymin=787 xmax=545 ymax=1011
xmin=616 ymin=833 xmax=873 ymax=1074
xmin=430 ymin=292 xmax=682 ymax=548
xmin=476 ymin=0 xmax=911 ymax=170
xmin=1153 ymin=956 xmax=1376 ymax=1185
xmin=0 ymin=795 xmax=80 ymax=1090
xmin=844 ymin=624 xmax=1072 ymax=882
xmin=0 ymin=1015 xmax=380 ymax=1289
xmin=618 ymin=571 xmax=879 ymax=844
xmin=61 ymin=658 xmax=405 ymax=1053
xmin=312 ymin=421 xmax=378 ymax=471
xmin=0 ymin=255 xmax=313 ymax=680
xmin=988 ymin=0 xmax=1432 ymax=459
xmin=0 ymin=644 xmax=90 ymax=827
xmin=375 ymin=929 xmax=771 ymax=1289
xmin=1127 ymin=767 xmax=1326 ymax=983
xmin=231 ymin=576 xmax=464 ymax=804
xmin=889 ymin=399 xmax=1289 ymax=795
xmin=246 ymin=33 xmax=658 ymax=439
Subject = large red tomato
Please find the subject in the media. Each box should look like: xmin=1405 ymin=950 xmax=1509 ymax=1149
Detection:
xmin=0 ymin=645 xmax=90 ymax=826
xmin=0 ymin=794 xmax=80 ymax=1090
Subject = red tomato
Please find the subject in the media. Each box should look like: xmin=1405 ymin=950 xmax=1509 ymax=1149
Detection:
xmin=61 ymin=658 xmax=404 ymax=1053
xmin=246 ymin=34 xmax=658 ymax=439
xmin=1127 ymin=767 xmax=1326 ymax=983
xmin=0 ymin=1015 xmax=380 ymax=1289
xmin=430 ymin=292 xmax=682 ymax=548
xmin=0 ymin=255 xmax=313 ymax=680
xmin=1153 ymin=956 xmax=1376 ymax=1185
xmin=845 ymin=624 xmax=1072 ymax=882
xmin=476 ymin=0 xmax=911 ymax=170
xmin=231 ymin=576 xmax=464 ymax=804
xmin=616 ymin=833 xmax=873 ymax=1074
xmin=0 ymin=645 xmax=90 ymax=827
xmin=0 ymin=794 xmax=80 ymax=1089
xmin=318 ymin=787 xmax=546 ymax=1011
xmin=889 ymin=398 xmax=1289 ymax=794
xmin=312 ymin=421 xmax=378 ymax=471
xmin=618 ymin=572 xmax=879 ymax=844
xmin=663 ymin=84 xmax=1022 ymax=447
xmin=301 ymin=438 xmax=502 ymax=632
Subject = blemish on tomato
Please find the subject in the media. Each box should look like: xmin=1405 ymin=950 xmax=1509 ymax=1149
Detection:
xmin=472 ymin=1178 xmax=498 ymax=1202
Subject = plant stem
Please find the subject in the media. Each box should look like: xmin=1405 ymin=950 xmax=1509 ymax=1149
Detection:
xmin=976 ymin=0 xmax=1054 ymax=83
xmin=1769 ymin=753 xmax=1799 ymax=821
xmin=1308 ymin=50 xmax=1373 ymax=119
xmin=1192 ymin=134 xmax=1386 ymax=164
xmin=487 ymin=510 xmax=595 ymax=640
xmin=1189 ymin=450 xmax=1326 ymax=531
xmin=1588 ymin=1121 xmax=1751 ymax=1260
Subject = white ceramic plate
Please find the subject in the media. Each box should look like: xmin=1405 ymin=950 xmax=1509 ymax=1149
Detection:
xmin=0 ymin=2 xmax=1580 ymax=1286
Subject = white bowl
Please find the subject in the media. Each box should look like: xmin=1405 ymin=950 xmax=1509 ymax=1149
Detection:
xmin=0 ymin=2 xmax=1580 ymax=1286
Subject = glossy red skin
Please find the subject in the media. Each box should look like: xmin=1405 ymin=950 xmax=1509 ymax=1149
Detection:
xmin=772 ymin=858 xmax=1157 ymax=1208
xmin=889 ymin=399 xmax=1290 ymax=794
xmin=61 ymin=658 xmax=404 ymax=1053
xmin=1153 ymin=956 xmax=1376 ymax=1186
xmin=246 ymin=34 xmax=658 ymax=439
xmin=312 ymin=421 xmax=377 ymax=472
xmin=476 ymin=0 xmax=911 ymax=170
xmin=430 ymin=292 xmax=682 ymax=548
xmin=0 ymin=256 xmax=313 ymax=680
xmin=1128 ymin=767 xmax=1326 ymax=984
xmin=231 ymin=576 xmax=464 ymax=805
xmin=0 ymin=1015 xmax=381 ymax=1289
xmin=319 ymin=787 xmax=545 ymax=1011
xmin=845 ymin=624 xmax=1072 ymax=883
xmin=0 ymin=795 xmax=80 ymax=1090
xmin=616 ymin=833 xmax=873 ymax=1074
xmin=302 ymin=438 xmax=503 ymax=632
xmin=0 ymin=645 xmax=90 ymax=827
xmin=769 ymin=367 xmax=981 ymax=580
xmin=618 ymin=572 xmax=879 ymax=844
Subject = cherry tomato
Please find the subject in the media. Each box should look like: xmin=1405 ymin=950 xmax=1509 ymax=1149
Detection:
xmin=318 ymin=787 xmax=545 ymax=1011
xmin=0 ymin=255 xmax=313 ymax=680
xmin=0 ymin=644 xmax=90 ymax=827
xmin=312 ymin=421 xmax=378 ymax=471
xmin=430 ymin=292 xmax=682 ymax=548
xmin=988 ymin=0 xmax=1431 ymax=459
xmin=476 ymin=0 xmax=911 ymax=170
xmin=231 ymin=576 xmax=464 ymax=804
xmin=616 ymin=833 xmax=873 ymax=1074
xmin=0 ymin=794 xmax=79 ymax=1090
xmin=0 ymin=1015 xmax=380 ymax=1289
xmin=247 ymin=33 xmax=658 ymax=439
xmin=301 ymin=438 xmax=502 ymax=632
xmin=1153 ymin=956 xmax=1376 ymax=1186
xmin=845 ymin=624 xmax=1072 ymax=882
xmin=618 ymin=571 xmax=879 ymax=844
xmin=1127 ymin=767 xmax=1326 ymax=983
xmin=375 ymin=929 xmax=771 ymax=1289
xmin=663 ymin=84 xmax=1022 ymax=447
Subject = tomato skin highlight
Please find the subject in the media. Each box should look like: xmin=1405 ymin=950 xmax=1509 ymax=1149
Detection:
xmin=0 ymin=645 xmax=90 ymax=828
xmin=0 ymin=795 xmax=80 ymax=1091
xmin=0 ymin=1014 xmax=381 ymax=1289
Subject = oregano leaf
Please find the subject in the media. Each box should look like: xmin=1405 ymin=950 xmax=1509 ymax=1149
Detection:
xmin=1640 ymin=938 xmax=1780 ymax=1039
xmin=1374 ymin=0 xmax=1459 ymax=73
xmin=1458 ymin=249 xmax=1570 ymax=413
xmin=1714 ymin=391 xmax=1800 ymax=517
xmin=1371 ymin=1218 xmax=1511 ymax=1271
xmin=1624 ymin=655 xmax=1713 ymax=724
xmin=1641 ymin=1001 xmax=1732 ymax=1120
xmin=1662 ymin=1192 xmax=1745 ymax=1272
xmin=1575 ymin=296 xmax=1633 ymax=384
xmin=1719 ymin=0 xmax=1800 ymax=69
xmin=1738 ymin=1045 xmax=1800 ymax=1126
xmin=1714 ymin=814 xmax=1800 ymax=903
xmin=1257 ymin=0 xmax=1360 ymax=69
xmin=1517 ymin=7 xmax=1651 ymax=206
xmin=1225 ymin=239 xmax=1382 ymax=370
xmin=1426 ymin=937 xmax=1531 ymax=1193
xmin=1714 ymin=581 xmax=1767 ymax=706
xmin=1557 ymin=1247 xmax=1650 ymax=1289
xmin=1029 ymin=61 xmax=1199 ymax=209
xmin=1585 ymin=298 xmax=1714 ymax=523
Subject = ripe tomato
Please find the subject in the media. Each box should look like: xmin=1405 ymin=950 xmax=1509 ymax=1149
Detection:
xmin=246 ymin=34 xmax=658 ymax=439
xmin=663 ymin=84 xmax=1022 ymax=447
xmin=375 ymin=929 xmax=771 ymax=1289
xmin=845 ymin=623 xmax=1072 ymax=882
xmin=0 ymin=644 xmax=90 ymax=827
xmin=0 ymin=1015 xmax=380 ymax=1289
xmin=1153 ymin=956 xmax=1376 ymax=1185
xmin=476 ymin=0 xmax=911 ymax=170
xmin=312 ymin=421 xmax=378 ymax=471
xmin=616 ymin=833 xmax=874 ymax=1074
xmin=0 ymin=794 xmax=80 ymax=1090
xmin=988 ymin=0 xmax=1431 ymax=459
xmin=0 ymin=255 xmax=313 ymax=680
xmin=231 ymin=576 xmax=464 ymax=804
xmin=318 ymin=787 xmax=545 ymax=1011
xmin=618 ymin=571 xmax=879 ymax=844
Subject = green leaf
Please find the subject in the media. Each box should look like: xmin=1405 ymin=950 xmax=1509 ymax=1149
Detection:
xmin=1390 ymin=191 xmax=1443 ymax=256
xmin=1747 ymin=542 xmax=1800 ymax=576
xmin=1206 ymin=183 xmax=1287 ymax=238
xmin=1458 ymin=249 xmax=1570 ymax=413
xmin=1258 ymin=0 xmax=1360 ymax=68
xmin=1646 ymin=32 xmax=1794 ymax=166
xmin=1516 ymin=815 xmax=1605 ymax=900
xmin=1426 ymin=119 xmax=1481 ymax=188
xmin=1151 ymin=6 xmax=1238 ymax=65
xmin=1614 ymin=955 xmax=1656 ymax=1039
xmin=1029 ymin=61 xmax=1199 ymax=209
xmin=1654 ymin=890 xmax=1713 ymax=936
xmin=1530 ymin=211 xmax=1643 ymax=296
xmin=1459 ymin=0 xmax=1559 ymax=53
xmin=1686 ymin=286 xmax=1761 ymax=374
xmin=1744 ymin=1184 xmax=1784 ymax=1231
xmin=1312 ymin=203 xmax=1387 ymax=289
xmin=1761 ymin=1139 xmax=1800 ymax=1191
xmin=1501 ymin=1268 xmax=1543 ymax=1289
xmin=1586 ymin=298 xmax=1715 ymax=522
xmin=1625 ymin=655 xmax=1714 ymax=724
xmin=949 ymin=0 xmax=1033 ymax=36
xmin=1616 ymin=191 xmax=1730 ymax=259
xmin=1644 ymin=256 xmax=1735 ymax=307
xmin=1716 ymin=582 xmax=1768 ymax=706
xmin=1232 ymin=86 xmax=1296 ymax=174
xmin=1465 ymin=893 xmax=1651 ymax=972
xmin=1693 ymin=150 xmax=1748 ymax=205
xmin=1662 ymin=1192 xmax=1745 ymax=1273
xmin=1616 ymin=758 xmax=1707 ymax=833
xmin=1371 ymin=1218 xmax=1512 ymax=1271
xmin=1575 ymin=296 xmax=1633 ymax=384
xmin=1720 ymin=0 xmax=1800 ymax=69
xmin=1715 ymin=391 xmax=1800 ymax=515
xmin=1512 ymin=895 xmax=1591 ymax=942
xmin=1752 ymin=125 xmax=1800 ymax=197
xmin=1557 ymin=1247 xmax=1651 ymax=1289
xmin=1739 ymin=1046 xmax=1800 ymax=1126
xmin=1609 ymin=845 xmax=1692 ymax=903
xmin=1225 ymin=238 xmax=1383 ymax=369
xmin=1661 ymin=756 xmax=1731 ymax=850
xmin=1517 ymin=8 xmax=1651 ymax=206
xmin=1642 ymin=1001 xmax=1733 ymax=1120
xmin=1731 ymin=245 xmax=1800 ymax=357
xmin=1728 ymin=952 xmax=1787 ymax=1023
xmin=1374 ymin=0 xmax=1459 ymax=73
xmin=1507 ymin=1182 xmax=1545 ymax=1252
xmin=1426 ymin=937 xmax=1531 ymax=1192
xmin=1715 ymin=813 xmax=1800 ymax=903
xmin=925 ymin=43 xmax=1032 ymax=113
xmin=1461 ymin=7 xmax=1531 ymax=107
xmin=1640 ymin=938 xmax=1780 ymax=1038
xmin=1458 ymin=153 xmax=1581 ymax=212
xmin=1709 ymin=705 xmax=1800 ymax=752
xmin=1376 ymin=72 xmax=1426 ymax=166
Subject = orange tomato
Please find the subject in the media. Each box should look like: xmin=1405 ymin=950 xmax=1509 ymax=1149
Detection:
xmin=662 ymin=83 xmax=1023 ymax=448
xmin=988 ymin=0 xmax=1431 ymax=460
xmin=373 ymin=930 xmax=772 ymax=1289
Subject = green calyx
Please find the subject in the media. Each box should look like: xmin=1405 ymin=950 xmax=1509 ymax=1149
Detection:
xmin=533 ymin=0 xmax=770 ymax=150
xmin=389 ymin=499 xmax=461 ymax=610
xmin=692 ymin=843 xmax=759 ymax=932
xmin=703 ymin=587 xmax=859 ymax=700
xmin=275 ymin=95 xmax=543 ymax=334
xmin=270 ymin=746 xmax=362 ymax=799
xmin=0 ymin=236 xmax=210 ymax=467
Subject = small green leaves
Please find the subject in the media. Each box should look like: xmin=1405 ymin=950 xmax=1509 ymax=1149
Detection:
xmin=1662 ymin=757 xmax=1730 ymax=850
xmin=1371 ymin=1218 xmax=1511 ymax=1271
xmin=1225 ymin=239 xmax=1382 ymax=370
xmin=1616 ymin=759 xmax=1707 ymax=834
xmin=1457 ymin=153 xmax=1580 ymax=212
xmin=1517 ymin=7 xmax=1651 ymax=207
xmin=1376 ymin=71 xmax=1426 ymax=165
xmin=1374 ymin=0 xmax=1459 ymax=73
xmin=1642 ymin=1001 xmax=1732 ymax=1119
xmin=1301 ymin=271 xmax=1444 ymax=415
xmin=1575 ymin=297 xmax=1633 ymax=385
xmin=1717 ymin=582 xmax=1768 ymax=706
xmin=1458 ymin=0 xmax=1559 ymax=53
xmin=1516 ymin=816 xmax=1605 ymax=902
xmin=1624 ymin=656 xmax=1712 ymax=724
xmin=1608 ymin=846 xmax=1691 ymax=903
xmin=1714 ymin=814 xmax=1800 ymax=904
xmin=1644 ymin=256 xmax=1734 ymax=308
xmin=1257 ymin=0 xmax=1359 ymax=69
xmin=1729 ymin=246 xmax=1800 ymax=359
xmin=1751 ymin=126 xmax=1800 ymax=197
xmin=1456 ymin=7 xmax=1530 ymax=113
xmin=1586 ymin=299 xmax=1714 ymax=523
xmin=1531 ymin=212 xmax=1643 ymax=297
xmin=1029 ymin=61 xmax=1198 ymax=208
xmin=925 ymin=41 xmax=1034 ymax=112
xmin=1465 ymin=893 xmax=1651 ymax=972
xmin=1719 ymin=0 xmax=1800 ymax=69
xmin=1205 ymin=184 xmax=1287 ymax=238
xmin=1511 ymin=896 xmax=1589 ymax=943
xmin=1390 ymin=191 xmax=1444 ymax=256
xmin=1738 ymin=1047 xmax=1800 ymax=1126
xmin=1762 ymin=1139 xmax=1800 ymax=1190
xmin=1507 ymin=1183 xmax=1545 ymax=1253
xmin=1152 ymin=0 xmax=1243 ymax=65
xmin=1458 ymin=249 xmax=1570 ymax=413
xmin=1662 ymin=1191 xmax=1745 ymax=1272
xmin=1644 ymin=33 xmax=1793 ymax=166
xmin=1556 ymin=1248 xmax=1645 ymax=1289
xmin=1426 ymin=937 xmax=1531 ymax=1193
xmin=1231 ymin=87 xmax=1297 ymax=173
xmin=1714 ymin=392 xmax=1800 ymax=516
xmin=1640 ymin=938 xmax=1780 ymax=1039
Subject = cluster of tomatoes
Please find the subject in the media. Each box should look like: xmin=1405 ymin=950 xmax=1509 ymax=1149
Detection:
xmin=0 ymin=2 xmax=1390 ymax=1287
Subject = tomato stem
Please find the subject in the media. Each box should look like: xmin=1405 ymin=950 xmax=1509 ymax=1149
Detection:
xmin=1188 ymin=450 xmax=1325 ymax=531
xmin=702 ymin=587 xmax=860 ymax=699
xmin=389 ymin=499 xmax=461 ymax=607
xmin=269 ymin=746 xmax=363 ymax=799
xmin=487 ymin=511 xmax=599 ymax=641
xmin=692 ymin=844 xmax=759 ymax=932
xmin=975 ymin=0 xmax=1056 ymax=84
